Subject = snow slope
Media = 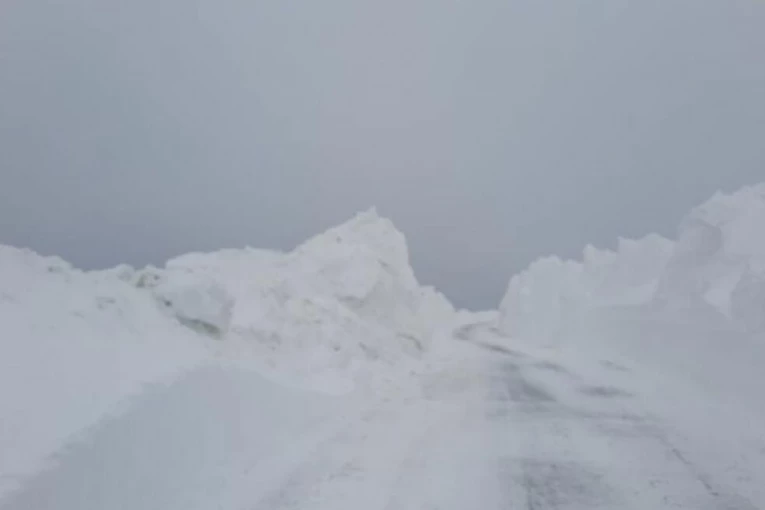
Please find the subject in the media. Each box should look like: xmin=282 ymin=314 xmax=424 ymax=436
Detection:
xmin=499 ymin=183 xmax=765 ymax=340
xmin=0 ymin=210 xmax=461 ymax=502
xmin=0 ymin=246 xmax=208 ymax=498
xmin=498 ymin=234 xmax=674 ymax=341
xmin=656 ymin=183 xmax=765 ymax=321
xmin=161 ymin=209 xmax=457 ymax=390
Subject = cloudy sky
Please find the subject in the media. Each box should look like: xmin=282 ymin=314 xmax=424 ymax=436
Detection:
xmin=1 ymin=0 xmax=764 ymax=309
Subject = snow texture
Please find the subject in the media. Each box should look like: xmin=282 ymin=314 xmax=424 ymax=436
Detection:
xmin=160 ymin=209 xmax=458 ymax=390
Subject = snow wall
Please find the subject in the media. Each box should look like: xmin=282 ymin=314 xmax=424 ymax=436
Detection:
xmin=1 ymin=209 xmax=460 ymax=391
xmin=0 ymin=209 xmax=467 ymax=493
xmin=498 ymin=183 xmax=765 ymax=342
xmin=152 ymin=209 xmax=459 ymax=381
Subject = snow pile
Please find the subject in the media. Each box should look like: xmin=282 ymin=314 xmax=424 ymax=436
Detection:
xmin=498 ymin=257 xmax=585 ymax=340
xmin=584 ymin=235 xmax=676 ymax=305
xmin=0 ymin=209 xmax=460 ymax=496
xmin=0 ymin=208 xmax=458 ymax=399
xmin=498 ymin=234 xmax=674 ymax=340
xmin=0 ymin=246 xmax=207 ymax=497
xmin=499 ymin=183 xmax=765 ymax=340
xmin=132 ymin=265 xmax=235 ymax=336
xmin=161 ymin=209 xmax=457 ymax=388
xmin=286 ymin=209 xmax=455 ymax=350
xmin=655 ymin=183 xmax=765 ymax=322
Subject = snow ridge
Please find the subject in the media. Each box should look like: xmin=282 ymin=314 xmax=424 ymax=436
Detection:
xmin=0 ymin=209 xmax=466 ymax=496
xmin=499 ymin=183 xmax=765 ymax=340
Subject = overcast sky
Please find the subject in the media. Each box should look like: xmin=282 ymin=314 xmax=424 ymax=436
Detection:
xmin=1 ymin=1 xmax=764 ymax=309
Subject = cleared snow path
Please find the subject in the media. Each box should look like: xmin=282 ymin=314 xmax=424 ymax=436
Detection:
xmin=2 ymin=338 xmax=764 ymax=510
xmin=480 ymin=342 xmax=761 ymax=510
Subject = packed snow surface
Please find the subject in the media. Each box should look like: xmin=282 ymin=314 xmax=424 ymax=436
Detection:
xmin=2 ymin=185 xmax=765 ymax=509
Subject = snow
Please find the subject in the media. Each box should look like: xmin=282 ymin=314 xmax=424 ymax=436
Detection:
xmin=160 ymin=209 xmax=458 ymax=392
xmin=499 ymin=183 xmax=765 ymax=339
xmin=0 ymin=247 xmax=208 ymax=498
xmin=0 ymin=209 xmax=461 ymax=502
xmin=497 ymin=233 xmax=675 ymax=342
xmin=0 ymin=366 xmax=346 ymax=510
xmin=654 ymin=183 xmax=765 ymax=322
xmin=493 ymin=182 xmax=765 ymax=507
xmin=3 ymin=184 xmax=765 ymax=509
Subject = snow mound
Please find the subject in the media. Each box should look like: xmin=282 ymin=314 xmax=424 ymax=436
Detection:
xmin=498 ymin=234 xmax=673 ymax=341
xmin=655 ymin=183 xmax=765 ymax=319
xmin=0 ymin=246 xmax=207 ymax=497
xmin=162 ymin=209 xmax=457 ymax=388
xmin=498 ymin=256 xmax=585 ymax=341
xmin=286 ymin=209 xmax=448 ymax=347
xmin=499 ymin=183 xmax=765 ymax=340
xmin=0 ymin=210 xmax=460 ymax=496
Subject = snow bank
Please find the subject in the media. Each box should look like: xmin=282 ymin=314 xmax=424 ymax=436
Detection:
xmin=498 ymin=234 xmax=673 ymax=341
xmin=163 ymin=209 xmax=457 ymax=389
xmin=498 ymin=183 xmax=765 ymax=340
xmin=0 ymin=247 xmax=207 ymax=497
xmin=0 ymin=209 xmax=459 ymax=498
xmin=655 ymin=183 xmax=765 ymax=321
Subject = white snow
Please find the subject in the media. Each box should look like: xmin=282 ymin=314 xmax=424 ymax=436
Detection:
xmin=0 ymin=209 xmax=462 ymax=502
xmin=494 ymin=182 xmax=765 ymax=507
xmin=500 ymin=183 xmax=765 ymax=339
xmin=0 ymin=247 xmax=208 ymax=497
xmin=3 ymin=184 xmax=765 ymax=509
xmin=497 ymin=233 xmax=675 ymax=342
xmin=152 ymin=209 xmax=459 ymax=393
xmin=654 ymin=183 xmax=765 ymax=322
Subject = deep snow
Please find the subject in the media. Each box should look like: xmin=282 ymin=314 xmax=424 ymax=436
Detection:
xmin=2 ymin=185 xmax=765 ymax=509
xmin=500 ymin=183 xmax=765 ymax=340
xmin=0 ymin=209 xmax=464 ymax=502
xmin=495 ymin=183 xmax=765 ymax=507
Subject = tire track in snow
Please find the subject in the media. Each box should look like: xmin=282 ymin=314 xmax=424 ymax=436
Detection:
xmin=483 ymin=340 xmax=759 ymax=510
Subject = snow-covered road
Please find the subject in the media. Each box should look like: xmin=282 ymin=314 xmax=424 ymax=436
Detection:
xmin=2 ymin=335 xmax=764 ymax=510
xmin=480 ymin=341 xmax=761 ymax=510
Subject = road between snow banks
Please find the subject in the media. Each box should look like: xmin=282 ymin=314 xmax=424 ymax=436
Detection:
xmin=479 ymin=341 xmax=761 ymax=510
xmin=1 ymin=339 xmax=763 ymax=510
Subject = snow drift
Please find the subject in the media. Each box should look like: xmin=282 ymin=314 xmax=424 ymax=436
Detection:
xmin=156 ymin=209 xmax=457 ymax=387
xmin=0 ymin=246 xmax=208 ymax=497
xmin=499 ymin=183 xmax=765 ymax=340
xmin=655 ymin=183 xmax=765 ymax=320
xmin=0 ymin=209 xmax=459 ymax=499
xmin=498 ymin=234 xmax=675 ymax=341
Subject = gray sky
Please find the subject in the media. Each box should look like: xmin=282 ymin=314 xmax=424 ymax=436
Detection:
xmin=1 ymin=0 xmax=764 ymax=309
